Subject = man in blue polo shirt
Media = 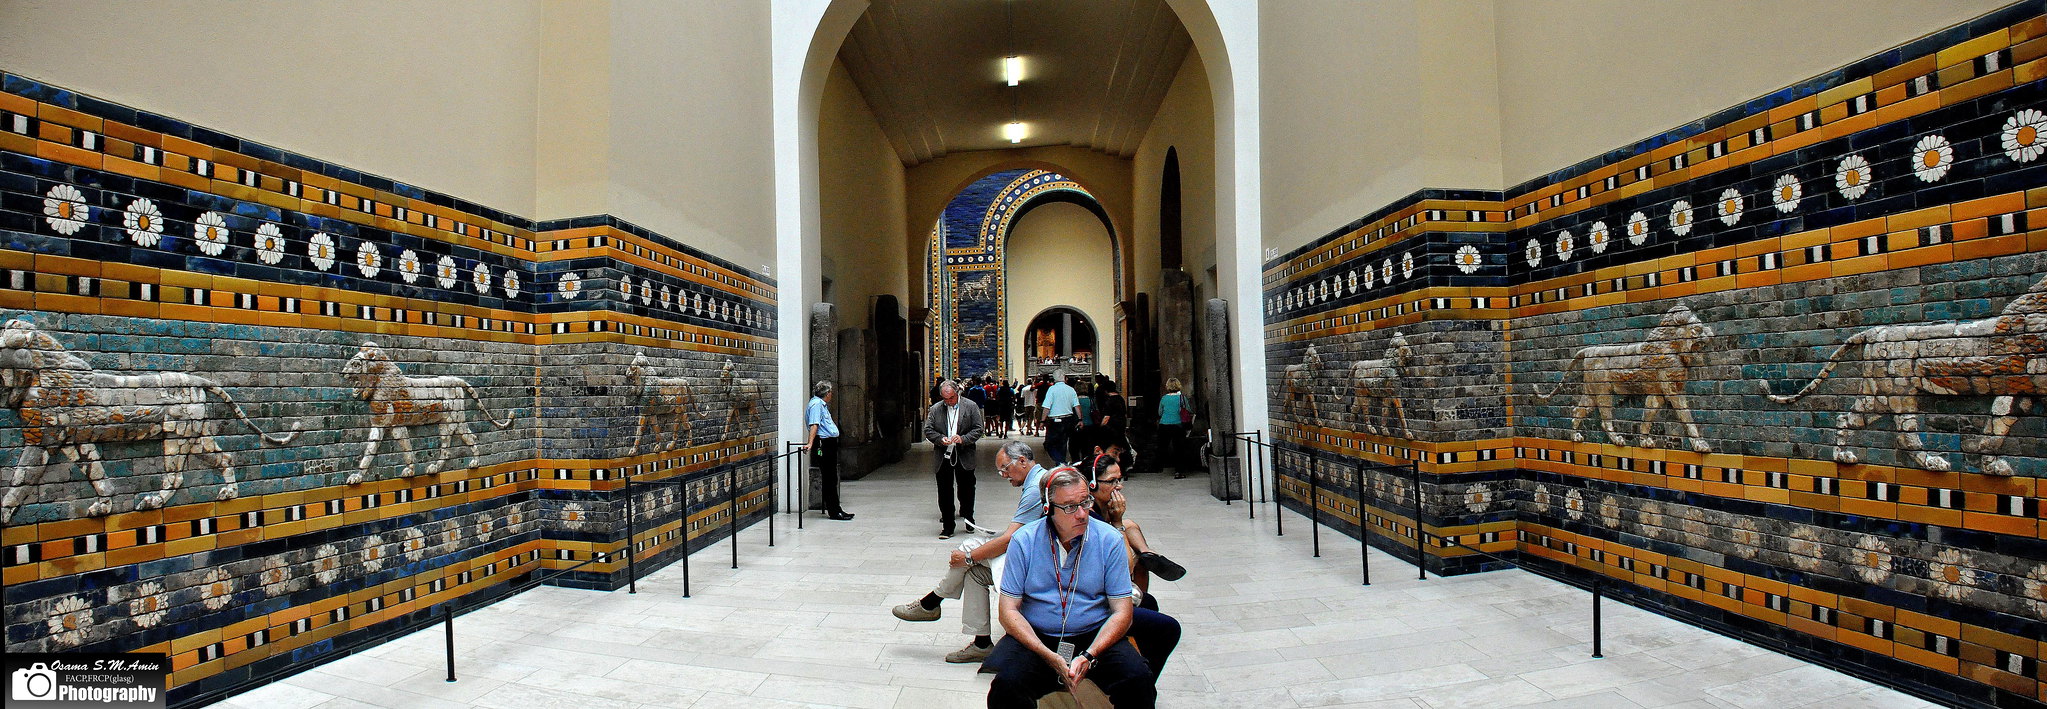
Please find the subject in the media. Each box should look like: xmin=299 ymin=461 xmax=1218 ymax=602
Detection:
xmin=1039 ymin=375 xmax=1079 ymax=465
xmin=987 ymin=468 xmax=1154 ymax=708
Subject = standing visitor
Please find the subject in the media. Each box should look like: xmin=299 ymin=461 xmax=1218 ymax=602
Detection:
xmin=1040 ymin=375 xmax=1079 ymax=465
xmin=923 ymin=380 xmax=984 ymax=538
xmin=804 ymin=381 xmax=855 ymax=520
xmin=1156 ymin=378 xmax=1191 ymax=479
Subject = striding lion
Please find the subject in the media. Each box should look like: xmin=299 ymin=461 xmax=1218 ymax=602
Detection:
xmin=627 ymin=349 xmax=695 ymax=453
xmin=1350 ymin=332 xmax=1413 ymax=435
xmin=342 ymin=342 xmax=514 ymax=484
xmin=0 ymin=319 xmax=300 ymax=522
xmin=1282 ymin=345 xmax=1321 ymax=421
xmin=1761 ymin=273 xmax=2047 ymax=475
xmin=1534 ymin=304 xmax=1717 ymax=452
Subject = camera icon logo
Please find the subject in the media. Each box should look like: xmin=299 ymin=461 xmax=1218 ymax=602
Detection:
xmin=11 ymin=662 xmax=58 ymax=701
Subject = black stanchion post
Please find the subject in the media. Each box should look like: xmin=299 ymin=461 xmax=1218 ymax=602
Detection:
xmin=767 ymin=457 xmax=776 ymax=547
xmin=443 ymin=610 xmax=456 ymax=682
xmin=1412 ymin=461 xmax=1426 ymax=581
xmin=1592 ymin=578 xmax=1605 ymax=658
xmin=729 ymin=467 xmax=739 ymax=570
xmin=1357 ymin=462 xmax=1370 ymax=586
xmin=682 ymin=480 xmax=693 ymax=598
xmin=1244 ymin=434 xmax=1254 ymax=519
xmin=1309 ymin=454 xmax=1321 ymax=558
xmin=1274 ymin=446 xmax=1285 ymax=537
xmin=626 ymin=477 xmax=638 ymax=595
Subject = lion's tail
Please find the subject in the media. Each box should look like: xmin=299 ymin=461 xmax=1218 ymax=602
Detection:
xmin=1532 ymin=351 xmax=1586 ymax=402
xmin=462 ymin=382 xmax=516 ymax=429
xmin=205 ymin=385 xmax=302 ymax=445
xmin=1761 ymin=330 xmax=1868 ymax=403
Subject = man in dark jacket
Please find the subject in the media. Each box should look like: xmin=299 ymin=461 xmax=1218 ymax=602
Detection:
xmin=923 ymin=380 xmax=985 ymax=539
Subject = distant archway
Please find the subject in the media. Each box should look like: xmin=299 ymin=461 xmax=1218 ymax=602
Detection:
xmin=1020 ymin=306 xmax=1098 ymax=375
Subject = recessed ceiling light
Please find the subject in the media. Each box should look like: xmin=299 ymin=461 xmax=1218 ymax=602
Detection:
xmin=1003 ymin=122 xmax=1027 ymax=144
xmin=1003 ymin=56 xmax=1024 ymax=86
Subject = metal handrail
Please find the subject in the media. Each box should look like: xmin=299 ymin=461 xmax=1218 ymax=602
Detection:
xmin=623 ymin=448 xmax=802 ymax=597
xmin=1432 ymin=533 xmax=1606 ymax=658
xmin=1226 ymin=431 xmax=1425 ymax=586
xmin=443 ymin=554 xmax=607 ymax=681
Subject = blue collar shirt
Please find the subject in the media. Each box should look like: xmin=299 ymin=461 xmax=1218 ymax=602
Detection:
xmin=806 ymin=396 xmax=839 ymax=438
xmin=999 ymin=516 xmax=1132 ymax=637
xmin=1011 ymin=464 xmax=1050 ymax=526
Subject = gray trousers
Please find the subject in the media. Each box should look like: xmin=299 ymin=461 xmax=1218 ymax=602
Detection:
xmin=934 ymin=538 xmax=994 ymax=636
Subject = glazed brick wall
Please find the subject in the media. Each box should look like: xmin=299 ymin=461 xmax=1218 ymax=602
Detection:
xmin=0 ymin=73 xmax=779 ymax=707
xmin=1262 ymin=4 xmax=2047 ymax=707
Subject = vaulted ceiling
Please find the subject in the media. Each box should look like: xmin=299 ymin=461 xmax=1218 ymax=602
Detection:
xmin=836 ymin=0 xmax=1193 ymax=166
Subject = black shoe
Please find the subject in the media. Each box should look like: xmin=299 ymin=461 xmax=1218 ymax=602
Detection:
xmin=939 ymin=528 xmax=955 ymax=540
xmin=1139 ymin=551 xmax=1187 ymax=581
xmin=827 ymin=511 xmax=855 ymax=521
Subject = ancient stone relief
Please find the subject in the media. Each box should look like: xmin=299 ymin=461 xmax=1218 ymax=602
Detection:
xmin=0 ymin=319 xmax=301 ymax=523
xmin=1281 ymin=345 xmax=1321 ymax=420
xmin=957 ymin=277 xmax=997 ymax=302
xmin=1534 ymin=304 xmax=1716 ymax=452
xmin=342 ymin=341 xmax=514 ymax=484
xmin=1349 ymin=332 xmax=1413 ymax=435
xmin=720 ymin=357 xmax=762 ymax=432
xmin=626 ymin=350 xmax=695 ymax=453
xmin=1760 ymin=273 xmax=2047 ymax=476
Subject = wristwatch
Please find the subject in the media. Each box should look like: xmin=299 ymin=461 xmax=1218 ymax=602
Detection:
xmin=1077 ymin=649 xmax=1096 ymax=663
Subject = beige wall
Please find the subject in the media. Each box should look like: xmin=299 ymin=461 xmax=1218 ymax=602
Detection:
xmin=602 ymin=0 xmax=777 ymax=267
xmin=537 ymin=0 xmax=611 ymax=220
xmin=904 ymin=146 xmax=1134 ymax=308
xmin=1132 ymin=51 xmax=1217 ymax=300
xmin=818 ymin=60 xmax=908 ymax=330
xmin=1004 ymin=202 xmax=1117 ymax=381
xmin=0 ymin=0 xmax=543 ymax=215
xmin=1496 ymin=0 xmax=2008 ymax=185
xmin=1259 ymin=0 xmax=1505 ymax=255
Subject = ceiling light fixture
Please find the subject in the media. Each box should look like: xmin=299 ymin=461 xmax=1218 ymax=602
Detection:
xmin=1003 ymin=56 xmax=1024 ymax=86
xmin=1004 ymin=122 xmax=1027 ymax=144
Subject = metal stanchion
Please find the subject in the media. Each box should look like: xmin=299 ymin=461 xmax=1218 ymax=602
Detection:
xmin=1309 ymin=454 xmax=1321 ymax=558
xmin=767 ymin=456 xmax=776 ymax=547
xmin=626 ymin=477 xmax=639 ymax=594
xmin=1275 ymin=446 xmax=1286 ymax=537
xmin=789 ymin=442 xmax=805 ymax=530
xmin=1412 ymin=461 xmax=1426 ymax=581
xmin=681 ymin=480 xmax=693 ymax=598
xmin=443 ymin=611 xmax=456 ymax=682
xmin=1592 ymin=579 xmax=1605 ymax=658
xmin=729 ymin=466 xmax=739 ymax=570
xmin=1357 ymin=462 xmax=1370 ymax=586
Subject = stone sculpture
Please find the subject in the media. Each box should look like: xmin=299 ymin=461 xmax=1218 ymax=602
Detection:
xmin=0 ymin=319 xmax=300 ymax=522
xmin=960 ymin=324 xmax=995 ymax=349
xmin=1281 ymin=345 xmax=1321 ymax=420
xmin=1202 ymin=298 xmax=1241 ymax=501
xmin=1761 ymin=273 xmax=2047 ymax=475
xmin=720 ymin=358 xmax=762 ymax=432
xmin=1534 ymin=304 xmax=1715 ymax=452
xmin=1350 ymin=332 xmax=1413 ymax=435
xmin=626 ymin=350 xmax=695 ymax=453
xmin=342 ymin=341 xmax=514 ymax=484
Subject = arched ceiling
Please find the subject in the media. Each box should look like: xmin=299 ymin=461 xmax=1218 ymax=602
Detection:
xmin=837 ymin=0 xmax=1192 ymax=166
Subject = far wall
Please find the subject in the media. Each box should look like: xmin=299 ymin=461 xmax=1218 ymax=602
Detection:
xmin=818 ymin=60 xmax=909 ymax=331
xmin=1004 ymin=202 xmax=1117 ymax=383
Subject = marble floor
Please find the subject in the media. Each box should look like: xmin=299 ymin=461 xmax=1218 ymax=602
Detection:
xmin=213 ymin=438 xmax=1937 ymax=709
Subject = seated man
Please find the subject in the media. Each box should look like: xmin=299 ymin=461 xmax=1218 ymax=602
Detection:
xmin=986 ymin=468 xmax=1156 ymax=708
xmin=891 ymin=441 xmax=1048 ymax=664
xmin=1085 ymin=454 xmax=1182 ymax=678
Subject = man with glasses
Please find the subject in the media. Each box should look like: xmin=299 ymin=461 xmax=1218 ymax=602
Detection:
xmin=891 ymin=441 xmax=1047 ymax=665
xmin=985 ymin=468 xmax=1156 ymax=708
xmin=923 ymin=379 xmax=985 ymax=539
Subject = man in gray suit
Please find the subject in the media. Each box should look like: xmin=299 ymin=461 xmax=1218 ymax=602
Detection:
xmin=923 ymin=379 xmax=984 ymax=539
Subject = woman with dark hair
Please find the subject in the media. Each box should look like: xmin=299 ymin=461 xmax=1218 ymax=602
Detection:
xmin=1083 ymin=452 xmax=1183 ymax=677
xmin=1090 ymin=376 xmax=1129 ymax=467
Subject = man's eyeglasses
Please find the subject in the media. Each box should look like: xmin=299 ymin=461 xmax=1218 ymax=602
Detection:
xmin=1050 ymin=498 xmax=1096 ymax=514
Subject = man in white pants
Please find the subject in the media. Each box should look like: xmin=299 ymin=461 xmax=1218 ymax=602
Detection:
xmin=890 ymin=440 xmax=1048 ymax=664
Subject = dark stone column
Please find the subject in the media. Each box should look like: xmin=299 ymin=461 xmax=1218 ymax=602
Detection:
xmin=1202 ymin=298 xmax=1241 ymax=501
